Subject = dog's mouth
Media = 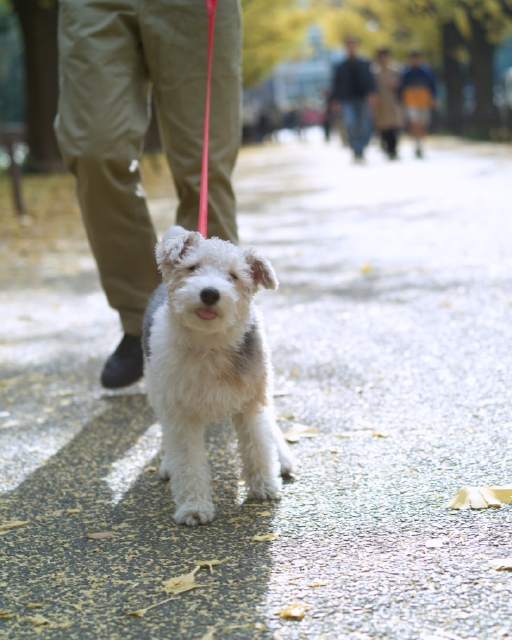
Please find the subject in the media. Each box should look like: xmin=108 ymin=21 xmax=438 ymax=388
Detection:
xmin=196 ymin=309 xmax=218 ymax=320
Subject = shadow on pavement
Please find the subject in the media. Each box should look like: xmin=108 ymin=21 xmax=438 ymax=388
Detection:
xmin=1 ymin=394 xmax=278 ymax=638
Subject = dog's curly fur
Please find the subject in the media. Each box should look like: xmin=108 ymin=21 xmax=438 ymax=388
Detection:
xmin=143 ymin=226 xmax=294 ymax=526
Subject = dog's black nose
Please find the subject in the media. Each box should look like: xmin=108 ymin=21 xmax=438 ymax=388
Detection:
xmin=200 ymin=287 xmax=220 ymax=306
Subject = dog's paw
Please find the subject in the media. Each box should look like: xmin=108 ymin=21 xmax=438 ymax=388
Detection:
xmin=174 ymin=501 xmax=214 ymax=527
xmin=158 ymin=458 xmax=172 ymax=481
xmin=247 ymin=475 xmax=282 ymax=501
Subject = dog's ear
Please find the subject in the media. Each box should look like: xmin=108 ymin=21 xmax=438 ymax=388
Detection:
xmin=242 ymin=247 xmax=279 ymax=290
xmin=156 ymin=230 xmax=201 ymax=272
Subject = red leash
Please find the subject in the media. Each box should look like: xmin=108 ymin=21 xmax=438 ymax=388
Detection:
xmin=198 ymin=0 xmax=218 ymax=238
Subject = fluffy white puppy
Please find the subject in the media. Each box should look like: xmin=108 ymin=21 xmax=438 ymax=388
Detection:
xmin=143 ymin=226 xmax=294 ymax=526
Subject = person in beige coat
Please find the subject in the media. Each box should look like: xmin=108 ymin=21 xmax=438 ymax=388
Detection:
xmin=371 ymin=48 xmax=403 ymax=160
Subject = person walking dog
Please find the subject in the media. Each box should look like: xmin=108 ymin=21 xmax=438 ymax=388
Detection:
xmin=331 ymin=36 xmax=376 ymax=163
xmin=55 ymin=0 xmax=241 ymax=388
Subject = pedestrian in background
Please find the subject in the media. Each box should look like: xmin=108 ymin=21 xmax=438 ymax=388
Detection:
xmin=331 ymin=36 xmax=376 ymax=163
xmin=371 ymin=47 xmax=402 ymax=160
xmin=399 ymin=49 xmax=438 ymax=158
xmin=55 ymin=0 xmax=241 ymax=389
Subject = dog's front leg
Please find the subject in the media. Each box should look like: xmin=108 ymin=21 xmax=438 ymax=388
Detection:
xmin=233 ymin=409 xmax=282 ymax=500
xmin=159 ymin=414 xmax=214 ymax=526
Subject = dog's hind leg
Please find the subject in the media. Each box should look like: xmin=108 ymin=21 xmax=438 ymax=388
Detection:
xmin=159 ymin=414 xmax=214 ymax=526
xmin=233 ymin=408 xmax=282 ymax=500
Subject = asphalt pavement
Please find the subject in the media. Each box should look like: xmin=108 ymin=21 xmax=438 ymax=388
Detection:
xmin=2 ymin=131 xmax=512 ymax=640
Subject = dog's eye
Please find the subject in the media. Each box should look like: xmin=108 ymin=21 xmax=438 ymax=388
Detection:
xmin=229 ymin=272 xmax=238 ymax=280
xmin=188 ymin=265 xmax=199 ymax=272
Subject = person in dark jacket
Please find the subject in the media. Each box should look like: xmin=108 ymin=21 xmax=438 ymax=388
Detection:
xmin=399 ymin=49 xmax=438 ymax=158
xmin=331 ymin=36 xmax=376 ymax=162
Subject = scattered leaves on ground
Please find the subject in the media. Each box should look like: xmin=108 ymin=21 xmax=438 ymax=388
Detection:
xmin=446 ymin=486 xmax=512 ymax=510
xmin=86 ymin=530 xmax=115 ymax=540
xmin=252 ymin=533 xmax=279 ymax=542
xmin=283 ymin=423 xmax=319 ymax=443
xmin=488 ymin=558 xmax=512 ymax=571
xmin=277 ymin=604 xmax=310 ymax=620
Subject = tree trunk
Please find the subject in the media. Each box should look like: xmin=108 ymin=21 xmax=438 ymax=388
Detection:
xmin=12 ymin=0 xmax=64 ymax=172
xmin=441 ymin=21 xmax=465 ymax=133
xmin=467 ymin=14 xmax=498 ymax=137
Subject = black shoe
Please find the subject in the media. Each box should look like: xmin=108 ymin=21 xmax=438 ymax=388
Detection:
xmin=100 ymin=333 xmax=143 ymax=389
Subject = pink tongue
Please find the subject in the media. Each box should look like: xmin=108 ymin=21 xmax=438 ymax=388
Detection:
xmin=197 ymin=309 xmax=217 ymax=320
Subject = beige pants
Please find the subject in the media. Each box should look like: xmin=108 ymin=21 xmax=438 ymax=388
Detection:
xmin=55 ymin=0 xmax=241 ymax=336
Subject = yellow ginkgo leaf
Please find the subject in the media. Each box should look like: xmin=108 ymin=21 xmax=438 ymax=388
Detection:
xmin=162 ymin=567 xmax=200 ymax=595
xmin=277 ymin=604 xmax=309 ymax=620
xmin=252 ymin=533 xmax=279 ymax=542
xmin=195 ymin=560 xmax=222 ymax=574
xmin=446 ymin=486 xmax=512 ymax=510
xmin=308 ymin=580 xmax=331 ymax=588
xmin=0 ymin=520 xmax=29 ymax=531
xmin=283 ymin=423 xmax=319 ymax=443
xmin=28 ymin=614 xmax=50 ymax=626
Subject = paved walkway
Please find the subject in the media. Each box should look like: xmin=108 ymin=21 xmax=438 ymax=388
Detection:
xmin=2 ymin=133 xmax=512 ymax=639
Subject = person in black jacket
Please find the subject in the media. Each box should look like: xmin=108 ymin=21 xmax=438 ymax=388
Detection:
xmin=331 ymin=37 xmax=376 ymax=162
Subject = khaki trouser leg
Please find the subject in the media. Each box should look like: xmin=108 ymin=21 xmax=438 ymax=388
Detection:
xmin=55 ymin=0 xmax=161 ymax=336
xmin=140 ymin=0 xmax=241 ymax=244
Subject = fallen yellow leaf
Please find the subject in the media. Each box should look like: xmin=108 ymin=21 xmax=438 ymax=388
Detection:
xmin=162 ymin=567 xmax=200 ymax=595
xmin=28 ymin=614 xmax=50 ymax=626
xmin=195 ymin=560 xmax=222 ymax=574
xmin=252 ymin=533 xmax=279 ymax=542
xmin=489 ymin=558 xmax=512 ymax=571
xmin=26 ymin=603 xmax=43 ymax=609
xmin=283 ymin=423 xmax=319 ymax=443
xmin=360 ymin=263 xmax=372 ymax=274
xmin=308 ymin=580 xmax=331 ymax=588
xmin=277 ymin=604 xmax=309 ymax=620
xmin=144 ymin=466 xmax=157 ymax=473
xmin=0 ymin=611 xmax=17 ymax=619
xmin=371 ymin=431 xmax=390 ymax=438
xmin=66 ymin=508 xmax=82 ymax=515
xmin=446 ymin=486 xmax=512 ymax=510
xmin=277 ymin=414 xmax=295 ymax=420
xmin=256 ymin=511 xmax=271 ymax=517
xmin=0 ymin=520 xmax=29 ymax=532
xmin=129 ymin=596 xmax=175 ymax=617
xmin=86 ymin=531 xmax=114 ymax=540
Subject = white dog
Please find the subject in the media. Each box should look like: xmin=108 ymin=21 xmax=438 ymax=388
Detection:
xmin=142 ymin=226 xmax=294 ymax=526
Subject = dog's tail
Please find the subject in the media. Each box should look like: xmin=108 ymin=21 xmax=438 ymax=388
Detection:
xmin=162 ymin=225 xmax=188 ymax=243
